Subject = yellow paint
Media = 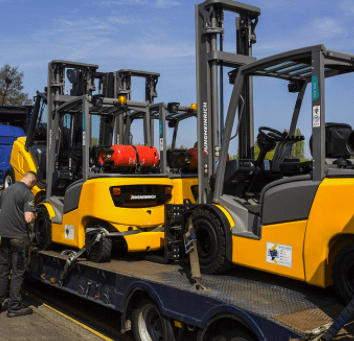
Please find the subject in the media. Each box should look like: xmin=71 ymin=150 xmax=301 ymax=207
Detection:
xmin=43 ymin=303 xmax=115 ymax=341
xmin=214 ymin=204 xmax=235 ymax=229
xmin=174 ymin=320 xmax=183 ymax=328
xmin=305 ymin=178 xmax=354 ymax=287
xmin=225 ymin=178 xmax=354 ymax=288
xmin=124 ymin=231 xmax=165 ymax=252
xmin=171 ymin=177 xmax=198 ymax=204
xmin=10 ymin=136 xmax=45 ymax=197
xmin=48 ymin=177 xmax=174 ymax=251
xmin=52 ymin=210 xmax=82 ymax=247
xmin=38 ymin=203 xmax=56 ymax=220
xmin=232 ymin=220 xmax=307 ymax=281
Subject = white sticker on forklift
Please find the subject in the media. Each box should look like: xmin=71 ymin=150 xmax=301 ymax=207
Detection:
xmin=313 ymin=106 xmax=320 ymax=127
xmin=65 ymin=225 xmax=74 ymax=240
xmin=266 ymin=242 xmax=292 ymax=268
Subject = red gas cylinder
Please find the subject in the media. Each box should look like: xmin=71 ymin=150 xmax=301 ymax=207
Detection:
xmin=186 ymin=148 xmax=230 ymax=170
xmin=107 ymin=145 xmax=159 ymax=168
xmin=186 ymin=148 xmax=198 ymax=170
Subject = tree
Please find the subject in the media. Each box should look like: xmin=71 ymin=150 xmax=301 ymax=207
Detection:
xmin=291 ymin=128 xmax=305 ymax=160
xmin=0 ymin=64 xmax=31 ymax=105
xmin=253 ymin=128 xmax=305 ymax=161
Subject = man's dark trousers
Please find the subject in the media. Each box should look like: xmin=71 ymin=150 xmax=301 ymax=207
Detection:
xmin=0 ymin=237 xmax=30 ymax=310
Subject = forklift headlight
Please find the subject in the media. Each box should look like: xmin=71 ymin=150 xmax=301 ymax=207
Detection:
xmin=190 ymin=103 xmax=197 ymax=111
xmin=117 ymin=96 xmax=127 ymax=105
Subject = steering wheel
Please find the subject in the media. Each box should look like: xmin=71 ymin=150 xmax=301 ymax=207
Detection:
xmin=258 ymin=126 xmax=286 ymax=142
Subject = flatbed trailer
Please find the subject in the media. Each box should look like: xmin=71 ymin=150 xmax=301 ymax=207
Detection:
xmin=26 ymin=248 xmax=354 ymax=341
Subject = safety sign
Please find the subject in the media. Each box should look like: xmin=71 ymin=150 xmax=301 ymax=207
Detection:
xmin=313 ymin=106 xmax=320 ymax=127
xmin=266 ymin=242 xmax=292 ymax=268
xmin=65 ymin=225 xmax=75 ymax=240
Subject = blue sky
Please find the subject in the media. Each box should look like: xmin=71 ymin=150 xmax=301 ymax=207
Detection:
xmin=1 ymin=0 xmax=354 ymax=157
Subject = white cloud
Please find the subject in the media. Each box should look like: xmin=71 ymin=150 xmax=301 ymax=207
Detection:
xmin=339 ymin=0 xmax=354 ymax=14
xmin=155 ymin=0 xmax=181 ymax=8
xmin=309 ymin=17 xmax=344 ymax=40
xmin=91 ymin=0 xmax=148 ymax=7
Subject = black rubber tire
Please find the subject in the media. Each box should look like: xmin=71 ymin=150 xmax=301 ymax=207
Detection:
xmin=85 ymin=222 xmax=112 ymax=263
xmin=132 ymin=298 xmax=176 ymax=341
xmin=333 ymin=242 xmax=354 ymax=305
xmin=191 ymin=209 xmax=232 ymax=275
xmin=34 ymin=206 xmax=52 ymax=250
xmin=210 ymin=326 xmax=257 ymax=341
xmin=4 ymin=168 xmax=15 ymax=188
xmin=36 ymin=194 xmax=46 ymax=205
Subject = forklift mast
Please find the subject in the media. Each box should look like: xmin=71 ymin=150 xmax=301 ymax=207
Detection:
xmin=196 ymin=0 xmax=260 ymax=203
xmin=92 ymin=70 xmax=159 ymax=147
xmin=113 ymin=70 xmax=159 ymax=146
xmin=46 ymin=61 xmax=98 ymax=198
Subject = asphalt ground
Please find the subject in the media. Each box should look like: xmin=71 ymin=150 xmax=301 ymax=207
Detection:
xmin=0 ymin=280 xmax=132 ymax=341
xmin=0 ymin=293 xmax=106 ymax=341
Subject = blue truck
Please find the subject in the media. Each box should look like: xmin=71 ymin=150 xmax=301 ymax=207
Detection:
xmin=0 ymin=105 xmax=32 ymax=188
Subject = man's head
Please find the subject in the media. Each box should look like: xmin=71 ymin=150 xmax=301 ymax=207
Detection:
xmin=21 ymin=171 xmax=37 ymax=189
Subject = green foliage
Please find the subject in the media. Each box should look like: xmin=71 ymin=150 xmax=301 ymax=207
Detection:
xmin=253 ymin=141 xmax=276 ymax=160
xmin=253 ymin=128 xmax=306 ymax=161
xmin=0 ymin=64 xmax=31 ymax=105
xmin=291 ymin=128 xmax=305 ymax=160
xmin=91 ymin=137 xmax=98 ymax=146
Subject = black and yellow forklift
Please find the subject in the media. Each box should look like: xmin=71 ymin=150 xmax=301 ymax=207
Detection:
xmin=165 ymin=0 xmax=354 ymax=305
xmin=11 ymin=61 xmax=198 ymax=265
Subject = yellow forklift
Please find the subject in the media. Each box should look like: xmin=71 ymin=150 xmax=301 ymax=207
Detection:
xmin=165 ymin=0 xmax=354 ymax=305
xmin=11 ymin=61 xmax=198 ymax=265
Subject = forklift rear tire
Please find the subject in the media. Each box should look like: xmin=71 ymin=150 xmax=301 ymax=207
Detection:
xmin=333 ymin=242 xmax=354 ymax=305
xmin=85 ymin=222 xmax=112 ymax=263
xmin=191 ymin=209 xmax=232 ymax=275
xmin=4 ymin=168 xmax=15 ymax=188
xmin=132 ymin=298 xmax=176 ymax=341
xmin=34 ymin=206 xmax=53 ymax=250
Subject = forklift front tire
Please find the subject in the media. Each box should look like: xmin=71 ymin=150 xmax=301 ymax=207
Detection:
xmin=85 ymin=222 xmax=112 ymax=263
xmin=191 ymin=209 xmax=232 ymax=275
xmin=333 ymin=242 xmax=354 ymax=305
xmin=34 ymin=206 xmax=53 ymax=250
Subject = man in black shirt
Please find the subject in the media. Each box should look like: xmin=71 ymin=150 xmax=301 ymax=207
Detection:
xmin=0 ymin=171 xmax=38 ymax=317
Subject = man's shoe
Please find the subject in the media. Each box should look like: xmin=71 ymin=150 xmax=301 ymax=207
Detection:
xmin=0 ymin=302 xmax=8 ymax=312
xmin=7 ymin=306 xmax=33 ymax=317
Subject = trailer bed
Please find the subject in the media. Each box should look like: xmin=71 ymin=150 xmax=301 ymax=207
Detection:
xmin=28 ymin=249 xmax=354 ymax=340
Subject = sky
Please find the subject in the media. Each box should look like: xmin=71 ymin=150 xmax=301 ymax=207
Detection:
xmin=1 ymin=0 xmax=354 ymax=157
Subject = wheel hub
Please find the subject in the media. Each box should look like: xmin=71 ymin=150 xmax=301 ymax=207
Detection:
xmin=139 ymin=304 xmax=164 ymax=341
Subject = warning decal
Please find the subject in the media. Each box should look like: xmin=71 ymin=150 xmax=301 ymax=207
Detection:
xmin=65 ymin=225 xmax=74 ymax=240
xmin=266 ymin=242 xmax=292 ymax=268
xmin=313 ymin=106 xmax=320 ymax=127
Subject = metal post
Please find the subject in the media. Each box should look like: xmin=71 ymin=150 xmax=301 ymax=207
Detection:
xmin=82 ymin=95 xmax=91 ymax=181
xmin=210 ymin=6 xmax=219 ymax=174
xmin=159 ymin=104 xmax=167 ymax=174
xmin=311 ymin=48 xmax=325 ymax=181
xmin=237 ymin=15 xmax=254 ymax=159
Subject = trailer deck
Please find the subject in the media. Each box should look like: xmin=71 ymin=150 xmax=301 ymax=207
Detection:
xmin=27 ymin=249 xmax=354 ymax=340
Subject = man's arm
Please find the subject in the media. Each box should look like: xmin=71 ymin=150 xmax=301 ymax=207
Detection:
xmin=24 ymin=211 xmax=37 ymax=224
xmin=24 ymin=193 xmax=36 ymax=224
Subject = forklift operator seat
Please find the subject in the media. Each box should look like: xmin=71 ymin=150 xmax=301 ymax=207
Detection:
xmin=309 ymin=122 xmax=352 ymax=160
